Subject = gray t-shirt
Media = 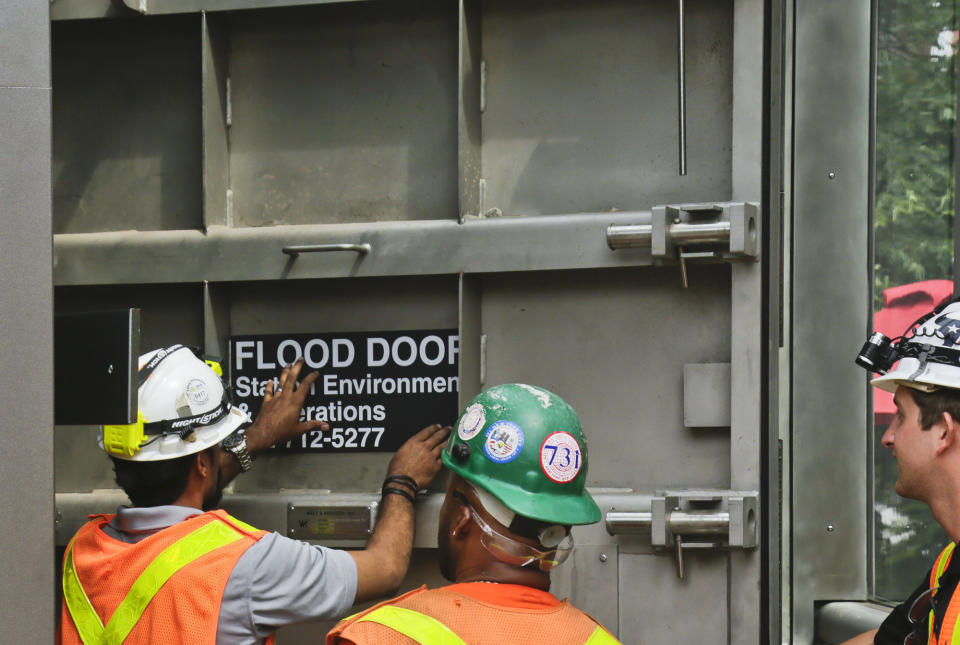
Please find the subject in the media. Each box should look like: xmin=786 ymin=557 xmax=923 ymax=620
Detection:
xmin=104 ymin=506 xmax=358 ymax=644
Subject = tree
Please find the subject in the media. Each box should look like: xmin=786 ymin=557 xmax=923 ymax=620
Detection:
xmin=873 ymin=0 xmax=956 ymax=601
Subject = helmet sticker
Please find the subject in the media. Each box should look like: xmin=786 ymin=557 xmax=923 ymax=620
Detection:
xmin=933 ymin=312 xmax=960 ymax=346
xmin=184 ymin=379 xmax=210 ymax=406
xmin=483 ymin=421 xmax=525 ymax=464
xmin=458 ymin=403 xmax=487 ymax=441
xmin=540 ymin=431 xmax=583 ymax=483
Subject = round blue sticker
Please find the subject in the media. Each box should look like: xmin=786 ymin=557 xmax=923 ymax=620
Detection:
xmin=483 ymin=421 xmax=525 ymax=463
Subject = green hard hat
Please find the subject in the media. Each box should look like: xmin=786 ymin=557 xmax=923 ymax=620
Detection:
xmin=442 ymin=383 xmax=601 ymax=526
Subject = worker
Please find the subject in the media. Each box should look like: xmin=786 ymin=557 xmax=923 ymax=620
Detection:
xmin=844 ymin=299 xmax=960 ymax=644
xmin=58 ymin=344 xmax=450 ymax=645
xmin=327 ymin=383 xmax=621 ymax=645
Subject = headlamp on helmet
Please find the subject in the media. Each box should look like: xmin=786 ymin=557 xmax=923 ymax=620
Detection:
xmin=103 ymin=411 xmax=148 ymax=457
xmin=855 ymin=332 xmax=899 ymax=373
xmin=855 ymin=298 xmax=960 ymax=392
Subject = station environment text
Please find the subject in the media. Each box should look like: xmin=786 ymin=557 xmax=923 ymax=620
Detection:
xmin=230 ymin=330 xmax=460 ymax=452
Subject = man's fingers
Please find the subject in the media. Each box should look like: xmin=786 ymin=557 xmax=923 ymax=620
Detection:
xmin=277 ymin=360 xmax=296 ymax=391
xmin=411 ymin=423 xmax=440 ymax=440
xmin=424 ymin=425 xmax=451 ymax=448
xmin=298 ymin=370 xmax=320 ymax=394
xmin=300 ymin=420 xmax=329 ymax=433
xmin=284 ymin=359 xmax=305 ymax=388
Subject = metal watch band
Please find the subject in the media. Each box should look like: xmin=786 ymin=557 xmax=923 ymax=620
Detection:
xmin=228 ymin=439 xmax=253 ymax=472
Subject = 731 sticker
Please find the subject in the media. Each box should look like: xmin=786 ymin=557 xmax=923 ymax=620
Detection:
xmin=540 ymin=431 xmax=582 ymax=483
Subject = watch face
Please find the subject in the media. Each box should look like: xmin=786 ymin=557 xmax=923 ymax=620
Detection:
xmin=221 ymin=429 xmax=244 ymax=449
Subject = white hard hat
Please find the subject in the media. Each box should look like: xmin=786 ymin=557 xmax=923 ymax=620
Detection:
xmin=99 ymin=345 xmax=250 ymax=461
xmin=869 ymin=300 xmax=960 ymax=393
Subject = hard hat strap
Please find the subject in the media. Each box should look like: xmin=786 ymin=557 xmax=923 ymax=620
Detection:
xmin=908 ymin=345 xmax=935 ymax=382
xmin=142 ymin=398 xmax=233 ymax=440
xmin=897 ymin=341 xmax=960 ymax=369
xmin=137 ymin=344 xmax=189 ymax=387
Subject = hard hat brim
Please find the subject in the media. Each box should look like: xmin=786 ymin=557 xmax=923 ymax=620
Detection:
xmin=871 ymin=357 xmax=953 ymax=394
xmin=101 ymin=405 xmax=249 ymax=462
xmin=444 ymin=452 xmax=602 ymax=525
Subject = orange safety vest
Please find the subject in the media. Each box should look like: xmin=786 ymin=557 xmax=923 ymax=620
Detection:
xmin=326 ymin=585 xmax=620 ymax=645
xmin=926 ymin=543 xmax=960 ymax=645
xmin=58 ymin=509 xmax=272 ymax=645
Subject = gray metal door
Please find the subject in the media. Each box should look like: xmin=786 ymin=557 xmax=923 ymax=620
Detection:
xmin=51 ymin=1 xmax=777 ymax=643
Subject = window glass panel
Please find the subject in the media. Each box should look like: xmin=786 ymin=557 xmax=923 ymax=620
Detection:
xmin=873 ymin=0 xmax=957 ymax=602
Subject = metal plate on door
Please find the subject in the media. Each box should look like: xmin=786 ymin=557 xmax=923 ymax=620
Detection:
xmin=287 ymin=503 xmax=376 ymax=541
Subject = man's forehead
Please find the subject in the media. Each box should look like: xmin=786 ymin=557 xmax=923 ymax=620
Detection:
xmin=893 ymin=386 xmax=913 ymax=408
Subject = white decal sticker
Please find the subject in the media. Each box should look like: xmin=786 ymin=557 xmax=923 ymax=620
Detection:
xmin=483 ymin=421 xmax=524 ymax=463
xmin=540 ymin=431 xmax=582 ymax=483
xmin=458 ymin=403 xmax=486 ymax=441
xmin=185 ymin=379 xmax=210 ymax=406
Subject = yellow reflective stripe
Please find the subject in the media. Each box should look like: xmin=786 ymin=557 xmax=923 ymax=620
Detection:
xmin=356 ymin=606 xmax=468 ymax=645
xmin=936 ymin=544 xmax=956 ymax=584
xmin=62 ymin=541 xmax=105 ymax=645
xmin=932 ymin=544 xmax=957 ymax=645
xmin=223 ymin=514 xmax=260 ymax=534
xmin=584 ymin=625 xmax=619 ymax=645
xmin=64 ymin=520 xmax=244 ymax=645
xmin=102 ymin=520 xmax=244 ymax=643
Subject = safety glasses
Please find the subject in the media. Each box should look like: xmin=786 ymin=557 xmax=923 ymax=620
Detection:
xmin=465 ymin=503 xmax=574 ymax=571
xmin=905 ymin=586 xmax=938 ymax=645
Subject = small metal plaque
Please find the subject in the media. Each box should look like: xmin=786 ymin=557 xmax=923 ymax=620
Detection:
xmin=287 ymin=503 xmax=376 ymax=541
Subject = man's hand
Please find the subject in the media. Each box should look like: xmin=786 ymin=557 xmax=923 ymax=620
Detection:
xmin=387 ymin=424 xmax=451 ymax=489
xmin=245 ymin=359 xmax=328 ymax=455
xmin=349 ymin=423 xmax=451 ymax=602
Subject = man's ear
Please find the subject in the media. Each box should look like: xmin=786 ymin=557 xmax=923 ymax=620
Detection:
xmin=451 ymin=504 xmax=472 ymax=538
xmin=194 ymin=450 xmax=212 ymax=479
xmin=936 ymin=412 xmax=959 ymax=455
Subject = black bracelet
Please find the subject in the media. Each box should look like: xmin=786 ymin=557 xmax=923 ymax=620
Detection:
xmin=382 ymin=487 xmax=416 ymax=505
xmin=383 ymin=474 xmax=419 ymax=492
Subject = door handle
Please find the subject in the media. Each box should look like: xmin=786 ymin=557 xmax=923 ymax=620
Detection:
xmin=282 ymin=243 xmax=372 ymax=258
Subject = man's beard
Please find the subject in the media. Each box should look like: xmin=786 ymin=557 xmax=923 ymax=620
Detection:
xmin=437 ymin=521 xmax=456 ymax=582
xmin=202 ymin=465 xmax=224 ymax=511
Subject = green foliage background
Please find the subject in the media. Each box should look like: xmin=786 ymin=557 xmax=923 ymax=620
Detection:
xmin=873 ymin=0 xmax=955 ymax=601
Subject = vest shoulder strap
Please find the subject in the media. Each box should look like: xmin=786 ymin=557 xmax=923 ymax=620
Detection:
xmin=928 ymin=543 xmax=957 ymax=645
xmin=933 ymin=543 xmax=956 ymax=588
xmin=584 ymin=625 xmax=619 ymax=645
xmin=209 ymin=509 xmax=265 ymax=537
xmin=344 ymin=596 xmax=620 ymax=645
xmin=354 ymin=605 xmax=468 ymax=645
xmin=63 ymin=514 xmax=247 ymax=644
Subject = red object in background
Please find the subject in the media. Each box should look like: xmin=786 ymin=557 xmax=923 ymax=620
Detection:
xmin=873 ymin=280 xmax=954 ymax=424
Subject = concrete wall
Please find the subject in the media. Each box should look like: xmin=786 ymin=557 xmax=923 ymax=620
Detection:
xmin=0 ymin=0 xmax=54 ymax=640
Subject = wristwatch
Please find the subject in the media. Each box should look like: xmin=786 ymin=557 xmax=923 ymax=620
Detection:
xmin=220 ymin=428 xmax=253 ymax=472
